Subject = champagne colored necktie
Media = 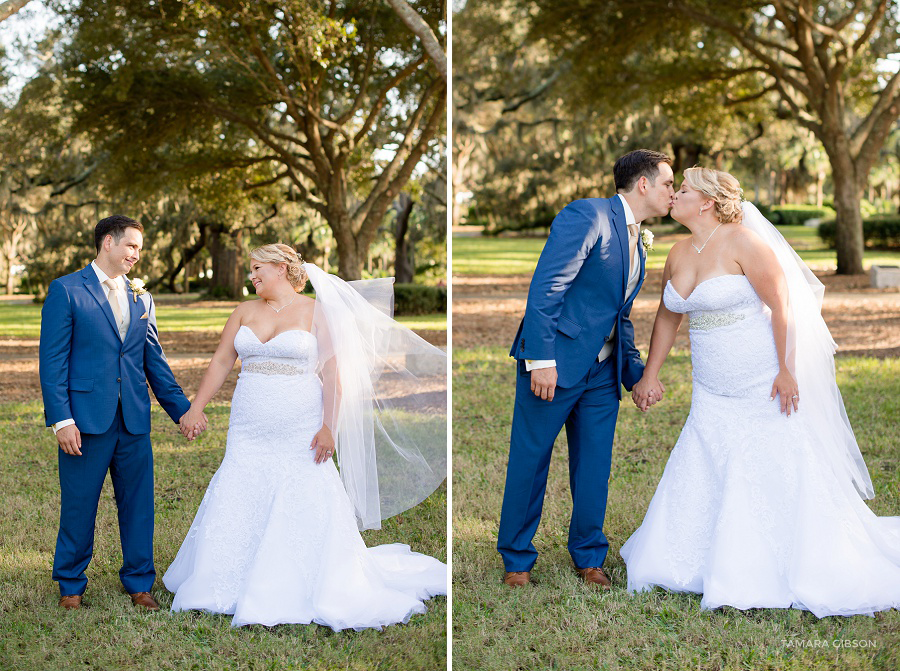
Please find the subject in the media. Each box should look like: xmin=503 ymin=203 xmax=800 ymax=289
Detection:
xmin=103 ymin=279 xmax=125 ymax=337
xmin=627 ymin=224 xmax=640 ymax=275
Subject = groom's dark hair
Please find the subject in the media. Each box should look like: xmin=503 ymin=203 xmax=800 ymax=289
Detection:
xmin=94 ymin=215 xmax=144 ymax=252
xmin=614 ymin=150 xmax=671 ymax=192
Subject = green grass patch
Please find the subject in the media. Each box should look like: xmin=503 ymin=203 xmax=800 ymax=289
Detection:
xmin=452 ymin=346 xmax=900 ymax=670
xmin=452 ymin=228 xmax=900 ymax=276
xmin=0 ymin=402 xmax=446 ymax=670
xmin=0 ymin=305 xmax=446 ymax=339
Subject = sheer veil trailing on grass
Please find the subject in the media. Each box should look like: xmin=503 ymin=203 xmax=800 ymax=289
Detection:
xmin=305 ymin=263 xmax=447 ymax=530
xmin=739 ymin=202 xmax=873 ymax=498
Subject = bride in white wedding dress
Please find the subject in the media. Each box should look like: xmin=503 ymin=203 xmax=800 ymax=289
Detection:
xmin=164 ymin=244 xmax=447 ymax=629
xmin=622 ymin=168 xmax=900 ymax=618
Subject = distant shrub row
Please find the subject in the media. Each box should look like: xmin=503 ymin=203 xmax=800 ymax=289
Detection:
xmin=205 ymin=281 xmax=445 ymax=316
xmin=818 ymin=216 xmax=900 ymax=250
xmin=757 ymin=204 xmax=835 ymax=226
xmin=393 ymin=283 xmax=446 ymax=315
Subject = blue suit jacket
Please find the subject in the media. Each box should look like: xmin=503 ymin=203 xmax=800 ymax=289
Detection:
xmin=510 ymin=196 xmax=646 ymax=395
xmin=39 ymin=265 xmax=191 ymax=435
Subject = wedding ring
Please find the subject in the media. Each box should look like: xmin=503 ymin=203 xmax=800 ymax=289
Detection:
xmin=791 ymin=395 xmax=799 ymax=399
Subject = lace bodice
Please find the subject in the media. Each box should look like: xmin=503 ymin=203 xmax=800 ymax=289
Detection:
xmin=664 ymin=274 xmax=778 ymax=398
xmin=665 ymin=272 xmax=764 ymax=317
xmin=235 ymin=324 xmax=318 ymax=375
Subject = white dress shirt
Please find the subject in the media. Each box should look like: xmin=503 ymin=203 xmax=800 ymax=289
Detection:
xmin=526 ymin=194 xmax=642 ymax=372
xmin=52 ymin=262 xmax=130 ymax=434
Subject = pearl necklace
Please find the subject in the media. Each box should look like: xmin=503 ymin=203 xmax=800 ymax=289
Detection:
xmin=266 ymin=296 xmax=295 ymax=313
xmin=691 ymin=223 xmax=723 ymax=254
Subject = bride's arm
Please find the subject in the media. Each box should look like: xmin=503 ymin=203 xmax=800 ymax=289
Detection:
xmin=734 ymin=227 xmax=799 ymax=416
xmin=179 ymin=305 xmax=243 ymax=437
xmin=320 ymin=354 xmax=342 ymax=431
xmin=312 ymin=307 xmax=342 ymax=464
xmin=633 ymin=254 xmax=683 ymax=411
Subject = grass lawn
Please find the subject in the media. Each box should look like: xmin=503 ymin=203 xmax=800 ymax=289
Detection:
xmin=0 ymin=303 xmax=446 ymax=339
xmin=452 ymin=227 xmax=900 ymax=275
xmin=452 ymin=346 xmax=900 ymax=671
xmin=0 ymin=401 xmax=447 ymax=671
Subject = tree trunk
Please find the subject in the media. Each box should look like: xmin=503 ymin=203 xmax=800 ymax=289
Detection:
xmin=832 ymin=180 xmax=866 ymax=275
xmin=670 ymin=142 xmax=703 ymax=175
xmin=183 ymin=260 xmax=191 ymax=294
xmin=826 ymin=143 xmax=866 ymax=275
xmin=2 ymin=219 xmax=26 ymax=295
xmin=334 ymin=229 xmax=364 ymax=280
xmin=208 ymin=225 xmax=246 ymax=299
xmin=323 ymin=198 xmax=366 ymax=280
xmin=4 ymin=244 xmax=14 ymax=295
xmin=393 ymin=193 xmax=415 ymax=284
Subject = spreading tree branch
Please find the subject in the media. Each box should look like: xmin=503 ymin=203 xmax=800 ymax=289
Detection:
xmin=0 ymin=0 xmax=31 ymax=23
xmin=385 ymin=0 xmax=446 ymax=81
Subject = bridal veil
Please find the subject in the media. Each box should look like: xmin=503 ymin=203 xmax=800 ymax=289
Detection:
xmin=304 ymin=263 xmax=447 ymax=530
xmin=740 ymin=202 xmax=874 ymax=499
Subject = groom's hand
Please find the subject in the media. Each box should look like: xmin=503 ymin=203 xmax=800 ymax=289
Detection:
xmin=530 ymin=366 xmax=558 ymax=402
xmin=632 ymin=376 xmax=665 ymax=412
xmin=179 ymin=411 xmax=209 ymax=441
xmin=56 ymin=424 xmax=82 ymax=456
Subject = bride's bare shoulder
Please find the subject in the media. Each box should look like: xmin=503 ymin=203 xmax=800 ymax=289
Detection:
xmin=233 ymin=297 xmax=264 ymax=316
xmin=728 ymin=222 xmax=765 ymax=248
xmin=667 ymin=237 xmax=693 ymax=259
xmin=295 ymin=294 xmax=316 ymax=309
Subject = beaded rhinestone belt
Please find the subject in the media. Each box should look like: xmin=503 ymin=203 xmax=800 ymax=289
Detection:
xmin=688 ymin=313 xmax=746 ymax=331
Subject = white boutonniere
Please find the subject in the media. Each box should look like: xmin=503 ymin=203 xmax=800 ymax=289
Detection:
xmin=641 ymin=229 xmax=654 ymax=253
xmin=129 ymin=278 xmax=149 ymax=303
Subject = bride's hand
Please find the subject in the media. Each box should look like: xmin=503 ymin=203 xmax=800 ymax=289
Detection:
xmin=311 ymin=425 xmax=335 ymax=464
xmin=632 ymin=375 xmax=665 ymax=412
xmin=770 ymin=369 xmax=799 ymax=416
xmin=179 ymin=407 xmax=208 ymax=440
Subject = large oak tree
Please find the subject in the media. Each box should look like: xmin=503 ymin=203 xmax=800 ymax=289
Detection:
xmin=56 ymin=0 xmax=445 ymax=279
xmin=528 ymin=0 xmax=900 ymax=274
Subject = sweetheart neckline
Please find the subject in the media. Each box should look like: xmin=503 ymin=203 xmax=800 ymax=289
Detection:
xmin=239 ymin=324 xmax=314 ymax=345
xmin=666 ymin=274 xmax=747 ymax=302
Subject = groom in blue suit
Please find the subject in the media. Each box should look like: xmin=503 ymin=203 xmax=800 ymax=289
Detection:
xmin=498 ymin=150 xmax=674 ymax=587
xmin=39 ymin=215 xmax=206 ymax=610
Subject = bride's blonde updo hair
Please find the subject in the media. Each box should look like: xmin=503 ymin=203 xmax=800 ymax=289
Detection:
xmin=683 ymin=167 xmax=744 ymax=225
xmin=250 ymin=243 xmax=307 ymax=291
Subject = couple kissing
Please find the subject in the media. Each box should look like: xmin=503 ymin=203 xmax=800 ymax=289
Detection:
xmin=498 ymin=149 xmax=900 ymax=618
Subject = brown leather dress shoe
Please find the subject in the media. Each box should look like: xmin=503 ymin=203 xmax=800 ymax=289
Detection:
xmin=58 ymin=594 xmax=82 ymax=610
xmin=129 ymin=592 xmax=160 ymax=611
xmin=503 ymin=571 xmax=531 ymax=587
xmin=576 ymin=567 xmax=612 ymax=588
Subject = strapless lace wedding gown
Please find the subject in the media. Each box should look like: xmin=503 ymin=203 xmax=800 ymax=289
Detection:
xmin=620 ymin=274 xmax=900 ymax=617
xmin=163 ymin=325 xmax=446 ymax=629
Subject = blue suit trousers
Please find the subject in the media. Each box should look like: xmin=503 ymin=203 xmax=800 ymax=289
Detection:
xmin=498 ymin=355 xmax=619 ymax=572
xmin=53 ymin=402 xmax=155 ymax=596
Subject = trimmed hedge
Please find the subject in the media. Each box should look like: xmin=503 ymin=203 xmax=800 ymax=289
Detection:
xmin=818 ymin=215 xmax=900 ymax=250
xmin=202 ymin=280 xmax=445 ymax=315
xmin=393 ymin=283 xmax=446 ymax=316
xmin=768 ymin=205 xmax=835 ymax=226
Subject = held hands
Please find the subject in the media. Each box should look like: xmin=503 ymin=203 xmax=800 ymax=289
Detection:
xmin=179 ymin=408 xmax=209 ymax=441
xmin=57 ymin=424 xmax=83 ymax=456
xmin=771 ymin=369 xmax=799 ymax=416
xmin=632 ymin=375 xmax=665 ymax=412
xmin=311 ymin=425 xmax=335 ymax=464
xmin=530 ymin=366 xmax=558 ymax=402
